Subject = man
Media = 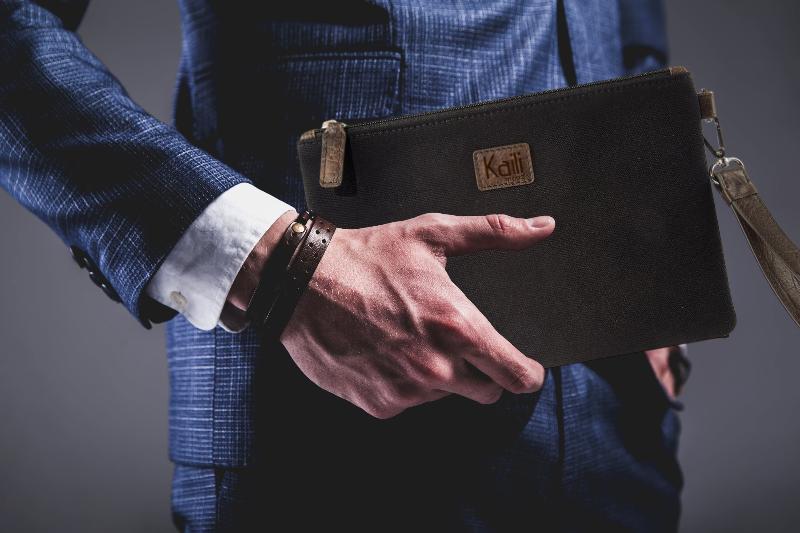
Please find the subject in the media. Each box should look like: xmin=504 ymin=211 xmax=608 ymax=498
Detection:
xmin=1 ymin=0 xmax=687 ymax=531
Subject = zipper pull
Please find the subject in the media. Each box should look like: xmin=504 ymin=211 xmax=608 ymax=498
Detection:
xmin=319 ymin=119 xmax=347 ymax=188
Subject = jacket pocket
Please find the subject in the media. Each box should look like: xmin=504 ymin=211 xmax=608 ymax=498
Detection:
xmin=273 ymin=49 xmax=402 ymax=126
xmin=219 ymin=49 xmax=403 ymax=205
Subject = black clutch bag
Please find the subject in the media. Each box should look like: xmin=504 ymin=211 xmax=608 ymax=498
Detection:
xmin=296 ymin=66 xmax=798 ymax=367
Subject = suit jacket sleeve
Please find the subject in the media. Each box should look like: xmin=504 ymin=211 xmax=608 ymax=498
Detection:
xmin=0 ymin=0 xmax=251 ymax=327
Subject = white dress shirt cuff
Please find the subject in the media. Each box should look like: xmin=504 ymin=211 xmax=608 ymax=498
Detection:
xmin=145 ymin=183 xmax=294 ymax=331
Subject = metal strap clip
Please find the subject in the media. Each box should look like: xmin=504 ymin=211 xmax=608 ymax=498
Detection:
xmin=699 ymin=89 xmax=726 ymax=162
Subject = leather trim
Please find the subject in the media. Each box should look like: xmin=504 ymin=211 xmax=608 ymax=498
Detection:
xmin=715 ymin=160 xmax=800 ymax=327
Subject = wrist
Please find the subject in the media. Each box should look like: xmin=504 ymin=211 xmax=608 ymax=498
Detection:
xmin=226 ymin=209 xmax=298 ymax=314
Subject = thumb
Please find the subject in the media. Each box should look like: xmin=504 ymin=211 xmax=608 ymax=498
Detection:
xmin=414 ymin=213 xmax=555 ymax=256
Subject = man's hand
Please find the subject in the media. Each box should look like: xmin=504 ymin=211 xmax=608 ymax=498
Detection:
xmin=279 ymin=213 xmax=556 ymax=419
xmin=645 ymin=346 xmax=682 ymax=400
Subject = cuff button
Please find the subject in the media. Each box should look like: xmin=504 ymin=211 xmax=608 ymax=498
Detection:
xmin=169 ymin=291 xmax=188 ymax=311
xmin=70 ymin=246 xmax=121 ymax=303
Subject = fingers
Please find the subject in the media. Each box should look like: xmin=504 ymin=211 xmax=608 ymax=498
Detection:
xmin=411 ymin=212 xmax=555 ymax=257
xmin=464 ymin=338 xmax=544 ymax=395
xmin=358 ymin=385 xmax=450 ymax=419
xmin=384 ymin=372 xmax=501 ymax=413
xmin=371 ymin=387 xmax=451 ymax=419
xmin=413 ymin=388 xmax=452 ymax=405
xmin=450 ymin=294 xmax=545 ymax=394
xmin=375 ymin=357 xmax=502 ymax=415
xmin=645 ymin=346 xmax=678 ymax=400
xmin=433 ymin=361 xmax=505 ymax=405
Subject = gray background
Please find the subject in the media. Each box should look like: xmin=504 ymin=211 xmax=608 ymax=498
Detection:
xmin=0 ymin=1 xmax=798 ymax=531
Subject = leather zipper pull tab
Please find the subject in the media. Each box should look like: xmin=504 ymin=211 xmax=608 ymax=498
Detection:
xmin=697 ymin=88 xmax=717 ymax=120
xmin=320 ymin=119 xmax=347 ymax=188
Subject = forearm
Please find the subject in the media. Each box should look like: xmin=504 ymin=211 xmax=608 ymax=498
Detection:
xmin=0 ymin=1 xmax=250 ymax=323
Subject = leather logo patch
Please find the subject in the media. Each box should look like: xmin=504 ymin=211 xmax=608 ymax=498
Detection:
xmin=472 ymin=143 xmax=534 ymax=191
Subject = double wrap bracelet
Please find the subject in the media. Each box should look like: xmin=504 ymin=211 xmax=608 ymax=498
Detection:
xmin=245 ymin=210 xmax=336 ymax=341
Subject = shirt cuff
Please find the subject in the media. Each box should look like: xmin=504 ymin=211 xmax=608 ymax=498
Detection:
xmin=145 ymin=183 xmax=294 ymax=331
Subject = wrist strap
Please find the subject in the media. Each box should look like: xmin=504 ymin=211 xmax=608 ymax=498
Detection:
xmin=712 ymin=158 xmax=800 ymax=327
xmin=245 ymin=210 xmax=313 ymax=325
xmin=700 ymin=89 xmax=799 ymax=328
xmin=260 ymin=215 xmax=337 ymax=341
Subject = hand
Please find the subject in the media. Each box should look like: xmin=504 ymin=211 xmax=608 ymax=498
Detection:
xmin=645 ymin=346 xmax=680 ymax=400
xmin=279 ymin=213 xmax=556 ymax=419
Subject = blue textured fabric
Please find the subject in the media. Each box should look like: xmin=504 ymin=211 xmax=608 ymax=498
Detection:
xmin=0 ymin=0 xmax=250 ymax=324
xmin=0 ymin=1 xmax=681 ymax=531
xmin=171 ymin=365 xmax=683 ymax=532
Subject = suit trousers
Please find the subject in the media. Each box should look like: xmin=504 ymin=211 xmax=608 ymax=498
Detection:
xmin=171 ymin=350 xmax=683 ymax=533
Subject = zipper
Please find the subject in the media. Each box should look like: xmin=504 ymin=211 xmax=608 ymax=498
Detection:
xmin=319 ymin=119 xmax=348 ymax=188
xmin=308 ymin=66 xmax=688 ymax=187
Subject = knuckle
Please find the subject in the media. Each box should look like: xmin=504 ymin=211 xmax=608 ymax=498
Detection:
xmin=412 ymin=356 xmax=454 ymax=385
xmin=476 ymin=386 xmax=504 ymax=405
xmin=361 ymin=402 xmax=383 ymax=418
xmin=369 ymin=408 xmax=391 ymax=419
xmin=485 ymin=213 xmax=520 ymax=234
xmin=426 ymin=306 xmax=471 ymax=341
xmin=429 ymin=360 xmax=456 ymax=384
xmin=382 ymin=379 xmax=425 ymax=408
xmin=392 ymin=381 xmax=421 ymax=403
xmin=445 ymin=304 xmax=480 ymax=337
xmin=443 ymin=308 xmax=470 ymax=335
xmin=410 ymin=213 xmax=450 ymax=251
xmin=361 ymin=387 xmax=408 ymax=419
xmin=413 ymin=212 xmax=448 ymax=235
xmin=415 ymin=212 xmax=445 ymax=225
xmin=365 ymin=402 xmax=403 ymax=420
xmin=507 ymin=364 xmax=543 ymax=393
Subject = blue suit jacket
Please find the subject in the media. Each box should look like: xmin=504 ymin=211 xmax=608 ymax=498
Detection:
xmin=0 ymin=0 xmax=667 ymax=468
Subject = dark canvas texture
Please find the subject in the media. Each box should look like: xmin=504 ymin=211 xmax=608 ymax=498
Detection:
xmin=298 ymin=69 xmax=736 ymax=368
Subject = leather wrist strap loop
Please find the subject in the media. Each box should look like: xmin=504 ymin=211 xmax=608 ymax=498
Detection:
xmin=712 ymin=158 xmax=800 ymax=327
xmin=260 ymin=215 xmax=337 ymax=342
xmin=700 ymin=89 xmax=799 ymax=328
xmin=245 ymin=210 xmax=314 ymax=326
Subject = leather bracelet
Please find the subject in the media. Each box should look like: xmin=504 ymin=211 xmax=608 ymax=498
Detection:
xmin=245 ymin=210 xmax=314 ymax=327
xmin=260 ymin=215 xmax=337 ymax=342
